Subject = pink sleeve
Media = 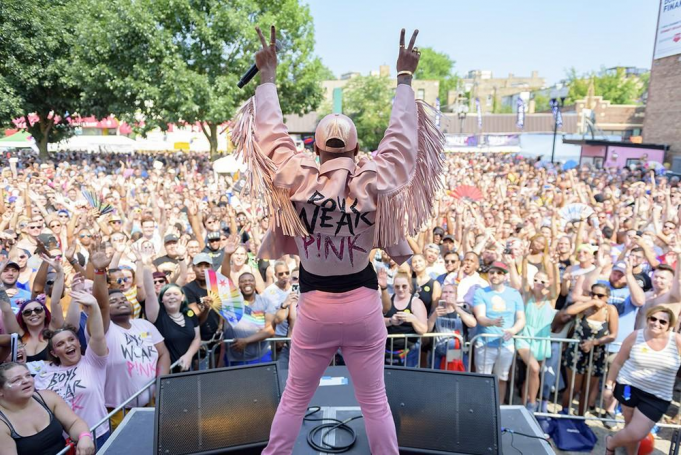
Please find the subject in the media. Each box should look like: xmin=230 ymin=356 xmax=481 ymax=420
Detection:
xmin=253 ymin=83 xmax=298 ymax=168
xmin=373 ymin=84 xmax=418 ymax=193
xmin=372 ymin=84 xmax=446 ymax=248
xmin=230 ymin=84 xmax=310 ymax=238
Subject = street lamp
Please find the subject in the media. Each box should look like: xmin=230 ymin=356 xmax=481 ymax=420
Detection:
xmin=457 ymin=104 xmax=469 ymax=134
xmin=550 ymin=97 xmax=565 ymax=164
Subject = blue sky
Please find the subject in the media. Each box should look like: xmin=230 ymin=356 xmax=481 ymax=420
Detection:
xmin=305 ymin=0 xmax=659 ymax=85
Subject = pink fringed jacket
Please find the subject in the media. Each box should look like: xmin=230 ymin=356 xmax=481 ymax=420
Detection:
xmin=231 ymin=83 xmax=444 ymax=276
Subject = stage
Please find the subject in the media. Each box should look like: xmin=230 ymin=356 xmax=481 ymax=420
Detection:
xmin=99 ymin=366 xmax=555 ymax=454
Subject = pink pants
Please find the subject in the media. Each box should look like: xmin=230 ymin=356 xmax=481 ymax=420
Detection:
xmin=262 ymin=287 xmax=399 ymax=455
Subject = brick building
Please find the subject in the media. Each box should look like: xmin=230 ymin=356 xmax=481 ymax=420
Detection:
xmin=643 ymin=54 xmax=681 ymax=158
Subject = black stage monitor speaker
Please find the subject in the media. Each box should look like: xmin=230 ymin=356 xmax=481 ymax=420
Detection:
xmin=154 ymin=362 xmax=280 ymax=455
xmin=384 ymin=367 xmax=501 ymax=455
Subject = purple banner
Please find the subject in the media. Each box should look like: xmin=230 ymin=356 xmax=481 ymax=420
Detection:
xmin=475 ymin=98 xmax=482 ymax=129
xmin=516 ymin=98 xmax=525 ymax=129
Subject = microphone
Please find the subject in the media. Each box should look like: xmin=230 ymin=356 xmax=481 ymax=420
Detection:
xmin=238 ymin=40 xmax=283 ymax=88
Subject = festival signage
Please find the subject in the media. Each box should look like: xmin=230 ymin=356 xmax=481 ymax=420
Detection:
xmin=654 ymin=0 xmax=681 ymax=59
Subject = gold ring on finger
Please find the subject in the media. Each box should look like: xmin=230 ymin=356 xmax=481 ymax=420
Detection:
xmin=400 ymin=45 xmax=405 ymax=48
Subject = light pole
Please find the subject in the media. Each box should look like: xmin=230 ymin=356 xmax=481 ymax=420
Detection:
xmin=550 ymin=97 xmax=565 ymax=164
xmin=457 ymin=104 xmax=469 ymax=134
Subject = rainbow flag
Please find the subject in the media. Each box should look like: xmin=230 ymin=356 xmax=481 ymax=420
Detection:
xmin=205 ymin=269 xmax=244 ymax=326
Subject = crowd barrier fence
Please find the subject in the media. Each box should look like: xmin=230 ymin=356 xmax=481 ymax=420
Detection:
xmin=59 ymin=332 xmax=681 ymax=454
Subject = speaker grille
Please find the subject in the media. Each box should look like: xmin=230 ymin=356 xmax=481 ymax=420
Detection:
xmin=385 ymin=368 xmax=500 ymax=455
xmin=155 ymin=364 xmax=280 ymax=455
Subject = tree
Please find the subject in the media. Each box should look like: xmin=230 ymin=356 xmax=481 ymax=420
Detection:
xmin=73 ymin=0 xmax=327 ymax=157
xmin=565 ymin=67 xmax=647 ymax=105
xmin=532 ymin=93 xmax=551 ymax=112
xmin=0 ymin=0 xmax=85 ymax=158
xmin=341 ymin=75 xmax=393 ymax=152
xmin=413 ymin=47 xmax=458 ymax=107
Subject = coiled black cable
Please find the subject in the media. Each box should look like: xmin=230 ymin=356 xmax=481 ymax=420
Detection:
xmin=304 ymin=406 xmax=364 ymax=453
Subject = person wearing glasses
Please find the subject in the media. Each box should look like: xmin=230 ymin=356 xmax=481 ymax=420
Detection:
xmin=511 ymin=253 xmax=560 ymax=412
xmin=263 ymin=261 xmax=293 ymax=340
xmin=15 ymin=218 xmax=42 ymax=254
xmin=561 ymin=283 xmax=619 ymax=415
xmin=472 ymin=261 xmax=526 ymax=404
xmin=436 ymin=251 xmax=460 ymax=287
xmin=603 ymin=307 xmax=681 ymax=455
xmin=1 ymin=253 xmax=76 ymax=360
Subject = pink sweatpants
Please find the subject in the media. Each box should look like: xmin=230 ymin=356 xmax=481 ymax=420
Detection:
xmin=262 ymin=286 xmax=399 ymax=455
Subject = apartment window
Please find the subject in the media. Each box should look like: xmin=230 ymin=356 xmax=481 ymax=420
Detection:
xmin=486 ymin=95 xmax=493 ymax=106
xmin=417 ymin=89 xmax=425 ymax=100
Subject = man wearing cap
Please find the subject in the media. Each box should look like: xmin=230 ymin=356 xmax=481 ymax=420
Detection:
xmin=0 ymin=260 xmax=32 ymax=334
xmin=182 ymin=253 xmax=223 ymax=350
xmin=441 ymin=234 xmax=457 ymax=255
xmin=472 ymin=261 xmax=525 ymax=403
xmin=153 ymin=234 xmax=185 ymax=269
xmin=234 ymin=26 xmax=443 ymax=455
xmin=202 ymin=231 xmax=224 ymax=271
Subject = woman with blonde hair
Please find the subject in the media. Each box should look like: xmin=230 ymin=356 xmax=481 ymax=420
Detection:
xmin=604 ymin=306 xmax=681 ymax=455
xmin=384 ymin=272 xmax=428 ymax=367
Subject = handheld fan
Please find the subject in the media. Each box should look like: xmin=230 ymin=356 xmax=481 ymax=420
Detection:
xmin=559 ymin=203 xmax=594 ymax=226
xmin=81 ymin=190 xmax=114 ymax=216
xmin=450 ymin=185 xmax=484 ymax=202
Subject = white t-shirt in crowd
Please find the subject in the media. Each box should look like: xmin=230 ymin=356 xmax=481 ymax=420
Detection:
xmin=34 ymin=347 xmax=110 ymax=437
xmin=92 ymin=319 xmax=164 ymax=408
xmin=263 ymin=283 xmax=291 ymax=337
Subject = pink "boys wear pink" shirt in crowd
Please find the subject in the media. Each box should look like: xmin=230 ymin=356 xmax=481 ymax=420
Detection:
xmin=34 ymin=347 xmax=109 ymax=438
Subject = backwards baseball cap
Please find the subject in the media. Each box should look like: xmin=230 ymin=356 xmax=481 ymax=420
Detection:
xmin=314 ymin=113 xmax=358 ymax=153
xmin=192 ymin=253 xmax=213 ymax=266
xmin=206 ymin=231 xmax=221 ymax=241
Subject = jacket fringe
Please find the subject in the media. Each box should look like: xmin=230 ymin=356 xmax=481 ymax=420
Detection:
xmin=374 ymin=100 xmax=445 ymax=247
xmin=231 ymin=98 xmax=309 ymax=237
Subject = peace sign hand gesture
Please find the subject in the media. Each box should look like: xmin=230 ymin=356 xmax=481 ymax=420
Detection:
xmin=397 ymin=29 xmax=420 ymax=74
xmin=255 ymin=26 xmax=278 ymax=84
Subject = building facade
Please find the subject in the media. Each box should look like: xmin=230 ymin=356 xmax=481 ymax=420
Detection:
xmin=452 ymin=70 xmax=546 ymax=114
xmin=643 ymin=54 xmax=681 ymax=157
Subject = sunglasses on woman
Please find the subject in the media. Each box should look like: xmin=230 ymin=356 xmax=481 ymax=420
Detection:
xmin=22 ymin=307 xmax=44 ymax=317
xmin=648 ymin=316 xmax=669 ymax=326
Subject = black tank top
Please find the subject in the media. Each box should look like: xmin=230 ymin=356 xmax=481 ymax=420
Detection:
xmin=26 ymin=345 xmax=49 ymax=363
xmin=415 ymin=277 xmax=435 ymax=315
xmin=0 ymin=393 xmax=66 ymax=455
xmin=385 ymin=294 xmax=417 ymax=350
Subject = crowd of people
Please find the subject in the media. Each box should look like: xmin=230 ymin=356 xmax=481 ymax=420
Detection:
xmin=0 ymin=147 xmax=678 ymax=454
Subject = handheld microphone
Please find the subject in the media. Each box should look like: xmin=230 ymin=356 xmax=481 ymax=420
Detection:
xmin=237 ymin=40 xmax=283 ymax=88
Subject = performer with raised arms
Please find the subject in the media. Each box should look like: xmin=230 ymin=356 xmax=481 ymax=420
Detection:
xmin=231 ymin=25 xmax=444 ymax=454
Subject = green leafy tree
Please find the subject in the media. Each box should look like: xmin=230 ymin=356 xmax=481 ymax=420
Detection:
xmin=565 ymin=67 xmax=647 ymax=105
xmin=532 ymin=93 xmax=551 ymax=112
xmin=0 ymin=0 xmax=84 ymax=158
xmin=413 ymin=47 xmax=458 ymax=107
xmin=73 ymin=0 xmax=326 ymax=156
xmin=342 ymin=75 xmax=393 ymax=152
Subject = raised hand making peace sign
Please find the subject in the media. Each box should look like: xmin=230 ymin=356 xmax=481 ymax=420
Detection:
xmin=255 ymin=25 xmax=278 ymax=84
xmin=397 ymin=29 xmax=420 ymax=76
